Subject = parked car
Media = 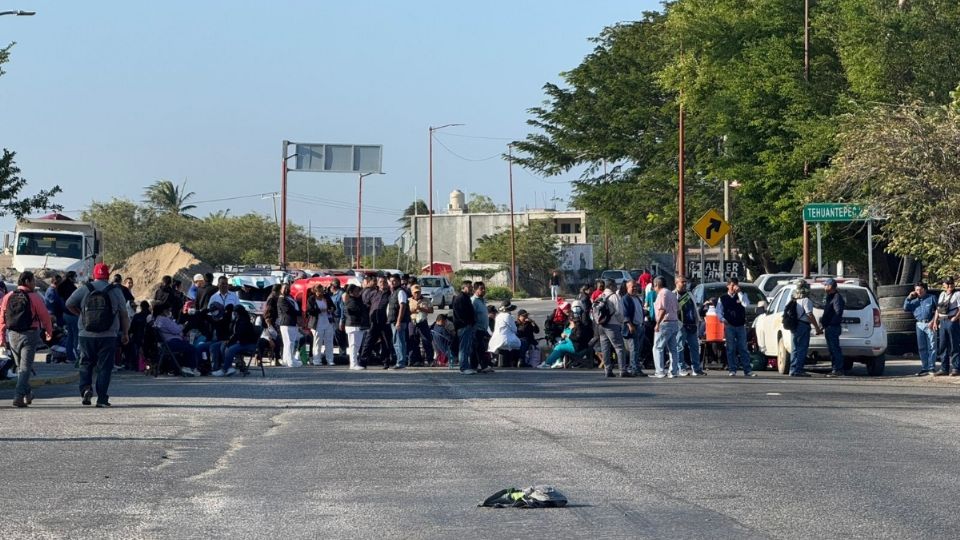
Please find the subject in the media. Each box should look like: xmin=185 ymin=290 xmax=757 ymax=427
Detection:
xmin=418 ymin=275 xmax=454 ymax=308
xmin=600 ymin=270 xmax=633 ymax=285
xmin=753 ymin=280 xmax=887 ymax=375
xmin=692 ymin=282 xmax=768 ymax=326
xmin=754 ymin=273 xmax=830 ymax=301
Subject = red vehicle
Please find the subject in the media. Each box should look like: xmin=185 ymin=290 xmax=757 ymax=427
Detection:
xmin=290 ymin=275 xmax=361 ymax=311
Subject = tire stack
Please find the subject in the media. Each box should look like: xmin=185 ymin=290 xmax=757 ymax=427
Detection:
xmin=877 ymin=284 xmax=917 ymax=356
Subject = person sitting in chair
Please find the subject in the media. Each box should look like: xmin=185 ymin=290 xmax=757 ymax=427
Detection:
xmin=210 ymin=305 xmax=258 ymax=377
xmin=152 ymin=304 xmax=201 ymax=376
xmin=488 ymin=300 xmax=521 ymax=358
xmin=539 ymin=305 xmax=594 ymax=369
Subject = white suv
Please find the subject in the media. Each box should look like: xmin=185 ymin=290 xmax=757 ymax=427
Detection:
xmin=753 ymin=280 xmax=887 ymax=375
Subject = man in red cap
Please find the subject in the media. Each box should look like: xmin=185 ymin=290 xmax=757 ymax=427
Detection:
xmin=65 ymin=262 xmax=130 ymax=407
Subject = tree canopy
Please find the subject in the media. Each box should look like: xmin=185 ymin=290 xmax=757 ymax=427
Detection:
xmin=143 ymin=179 xmax=197 ymax=217
xmin=514 ymin=0 xmax=960 ymax=277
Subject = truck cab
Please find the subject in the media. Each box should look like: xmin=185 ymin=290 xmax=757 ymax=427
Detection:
xmin=12 ymin=217 xmax=101 ymax=280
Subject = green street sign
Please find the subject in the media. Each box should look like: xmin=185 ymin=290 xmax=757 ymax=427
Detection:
xmin=803 ymin=203 xmax=867 ymax=222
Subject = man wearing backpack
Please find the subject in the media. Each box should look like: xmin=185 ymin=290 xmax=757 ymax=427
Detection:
xmin=675 ymin=276 xmax=705 ymax=377
xmin=785 ymin=280 xmax=822 ymax=377
xmin=596 ymin=279 xmax=633 ymax=378
xmin=621 ymin=280 xmax=648 ymax=377
xmin=0 ymin=271 xmax=54 ymax=407
xmin=66 ymin=263 xmax=130 ymax=407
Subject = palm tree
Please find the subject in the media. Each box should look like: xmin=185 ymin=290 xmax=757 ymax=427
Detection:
xmin=143 ymin=179 xmax=197 ymax=217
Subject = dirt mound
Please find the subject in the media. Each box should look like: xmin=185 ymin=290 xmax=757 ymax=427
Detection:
xmin=113 ymin=243 xmax=214 ymax=301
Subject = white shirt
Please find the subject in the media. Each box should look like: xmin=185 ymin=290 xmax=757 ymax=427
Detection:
xmin=796 ymin=297 xmax=814 ymax=323
xmin=313 ymin=298 xmax=332 ymax=329
xmin=938 ymin=291 xmax=960 ymax=319
xmin=488 ymin=312 xmax=521 ymax=352
xmin=207 ymin=290 xmax=240 ymax=309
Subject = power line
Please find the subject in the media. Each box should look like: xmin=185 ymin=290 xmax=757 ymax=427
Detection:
xmin=438 ymin=132 xmax=518 ymax=141
xmin=432 ymin=136 xmax=504 ymax=162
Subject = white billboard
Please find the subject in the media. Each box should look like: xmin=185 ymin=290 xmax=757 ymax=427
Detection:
xmin=561 ymin=243 xmax=593 ymax=271
xmin=293 ymin=143 xmax=383 ymax=174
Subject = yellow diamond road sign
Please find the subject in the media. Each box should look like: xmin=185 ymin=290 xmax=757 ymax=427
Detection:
xmin=693 ymin=209 xmax=730 ymax=247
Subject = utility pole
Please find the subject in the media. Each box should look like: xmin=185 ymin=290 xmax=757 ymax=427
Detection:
xmin=802 ymin=0 xmax=811 ymax=278
xmin=677 ymin=95 xmax=686 ymax=276
xmin=280 ymin=141 xmax=289 ymax=269
xmin=428 ymin=123 xmax=463 ymax=275
xmin=508 ymin=145 xmax=517 ymax=294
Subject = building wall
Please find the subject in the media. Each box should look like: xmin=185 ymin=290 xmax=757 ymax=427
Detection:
xmin=409 ymin=210 xmax=587 ymax=270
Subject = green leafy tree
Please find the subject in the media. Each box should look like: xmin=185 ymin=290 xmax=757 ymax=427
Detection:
xmin=143 ymin=179 xmax=197 ymax=217
xmin=466 ymin=193 xmax=507 ymax=213
xmin=473 ymin=220 xmax=562 ymax=295
xmin=398 ymin=199 xmax=429 ymax=231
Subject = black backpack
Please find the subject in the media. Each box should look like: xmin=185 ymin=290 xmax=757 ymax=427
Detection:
xmin=592 ymin=295 xmax=612 ymax=325
xmin=81 ymin=283 xmax=117 ymax=333
xmin=5 ymin=290 xmax=35 ymax=332
xmin=782 ymin=298 xmax=799 ymax=331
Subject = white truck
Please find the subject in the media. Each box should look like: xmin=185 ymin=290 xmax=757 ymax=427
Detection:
xmin=11 ymin=217 xmax=102 ymax=280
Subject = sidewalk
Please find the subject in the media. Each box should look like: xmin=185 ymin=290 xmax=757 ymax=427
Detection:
xmin=0 ymin=357 xmax=79 ymax=390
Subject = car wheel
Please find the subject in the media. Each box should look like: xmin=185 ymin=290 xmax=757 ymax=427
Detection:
xmin=777 ymin=338 xmax=790 ymax=374
xmin=866 ymin=355 xmax=886 ymax=376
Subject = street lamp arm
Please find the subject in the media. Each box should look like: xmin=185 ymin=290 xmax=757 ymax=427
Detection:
xmin=0 ymin=10 xmax=36 ymax=16
xmin=430 ymin=123 xmax=465 ymax=132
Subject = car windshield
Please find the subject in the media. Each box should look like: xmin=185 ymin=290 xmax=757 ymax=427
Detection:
xmin=629 ymin=270 xmax=641 ymax=280
xmin=601 ymin=271 xmax=620 ymax=279
xmin=16 ymin=232 xmax=83 ymax=260
xmin=419 ymin=277 xmax=442 ymax=288
xmin=764 ymin=276 xmax=799 ymax=292
xmin=809 ymin=288 xmax=872 ymax=310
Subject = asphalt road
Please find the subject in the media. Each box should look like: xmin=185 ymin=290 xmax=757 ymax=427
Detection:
xmin=4 ymin=349 xmax=960 ymax=539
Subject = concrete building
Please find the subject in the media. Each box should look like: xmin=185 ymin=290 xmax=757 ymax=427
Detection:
xmin=406 ymin=190 xmax=587 ymax=270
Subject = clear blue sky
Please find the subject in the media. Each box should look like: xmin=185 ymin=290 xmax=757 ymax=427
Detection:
xmin=0 ymin=0 xmax=661 ymax=244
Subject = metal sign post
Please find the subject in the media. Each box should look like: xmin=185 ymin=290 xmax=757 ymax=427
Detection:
xmin=803 ymin=203 xmax=876 ymax=289
xmin=280 ymin=142 xmax=383 ymax=269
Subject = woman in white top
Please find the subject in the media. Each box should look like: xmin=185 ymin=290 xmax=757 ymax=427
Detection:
xmin=308 ymin=284 xmax=336 ymax=366
xmin=488 ymin=300 xmax=521 ymax=353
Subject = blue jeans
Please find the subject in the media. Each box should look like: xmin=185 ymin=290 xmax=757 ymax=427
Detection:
xmin=938 ymin=319 xmax=960 ymax=373
xmin=63 ymin=313 xmax=79 ymax=363
xmin=824 ymin=325 xmax=843 ymax=372
xmin=167 ymin=338 xmax=200 ymax=369
xmin=457 ymin=326 xmax=475 ymax=371
xmin=678 ymin=326 xmax=703 ymax=374
xmin=9 ymin=329 xmax=40 ymax=398
xmin=224 ymin=343 xmax=258 ymax=371
xmin=724 ymin=325 xmax=751 ymax=374
xmin=790 ymin=322 xmax=811 ymax=375
xmin=654 ymin=321 xmax=682 ymax=375
xmin=624 ymin=324 xmax=644 ymax=373
xmin=916 ymin=321 xmax=937 ymax=372
xmin=78 ymin=336 xmax=117 ymax=405
xmin=392 ymin=324 xmax=408 ymax=367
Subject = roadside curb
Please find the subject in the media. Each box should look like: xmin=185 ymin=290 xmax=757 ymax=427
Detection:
xmin=0 ymin=373 xmax=79 ymax=390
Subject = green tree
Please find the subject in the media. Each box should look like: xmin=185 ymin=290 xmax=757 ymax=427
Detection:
xmin=143 ymin=179 xmax=197 ymax=217
xmin=473 ymin=220 xmax=562 ymax=294
xmin=466 ymin=193 xmax=506 ymax=213
xmin=398 ymin=199 xmax=429 ymax=231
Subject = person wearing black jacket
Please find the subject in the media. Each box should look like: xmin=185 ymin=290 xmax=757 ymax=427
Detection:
xmin=360 ymin=276 xmax=392 ymax=368
xmin=343 ymin=284 xmax=370 ymax=370
xmin=515 ymin=309 xmax=540 ymax=362
xmin=451 ymin=280 xmax=476 ymax=373
xmin=277 ymin=283 xmax=305 ymax=367
xmin=211 ymin=305 xmax=259 ymax=376
xmin=57 ymin=271 xmax=80 ymax=365
xmin=821 ymin=278 xmax=846 ymax=377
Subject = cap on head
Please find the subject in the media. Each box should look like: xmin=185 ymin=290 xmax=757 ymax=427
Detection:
xmin=411 ymin=284 xmax=421 ymax=292
xmin=193 ymin=273 xmax=204 ymax=282
xmin=93 ymin=263 xmax=110 ymax=280
xmin=823 ymin=278 xmax=837 ymax=287
xmin=517 ymin=309 xmax=528 ymax=317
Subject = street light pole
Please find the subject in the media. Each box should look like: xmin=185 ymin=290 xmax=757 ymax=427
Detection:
xmin=280 ymin=140 xmax=290 ymax=269
xmin=356 ymin=171 xmax=375 ymax=270
xmin=508 ymin=145 xmax=517 ymax=294
xmin=427 ymin=123 xmax=463 ymax=274
xmin=677 ymin=97 xmax=686 ymax=276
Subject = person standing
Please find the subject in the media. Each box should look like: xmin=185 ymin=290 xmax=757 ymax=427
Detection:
xmin=387 ymin=274 xmax=410 ymax=369
xmin=407 ymin=285 xmax=434 ymax=366
xmin=276 ymin=283 xmax=304 ymax=368
xmin=787 ymin=280 xmax=822 ymax=377
xmin=451 ymin=281 xmax=476 ymax=374
xmin=933 ymin=277 xmax=960 ymax=376
xmin=652 ymin=277 xmax=682 ymax=378
xmin=65 ymin=263 xmax=130 ymax=407
xmin=821 ymin=278 xmax=846 ymax=377
xmin=308 ymin=285 xmax=336 ymax=366
xmin=471 ymin=282 xmax=494 ymax=373
xmin=343 ymin=285 xmax=369 ymax=370
xmin=675 ymin=276 xmax=705 ymax=376
xmin=361 ymin=276 xmax=393 ymax=369
xmin=57 ymin=271 xmax=80 ymax=364
xmin=43 ymin=274 xmax=65 ymax=327
xmin=904 ymin=281 xmax=938 ymax=376
xmin=596 ymin=279 xmax=632 ymax=378
xmin=622 ymin=280 xmax=648 ymax=377
xmin=716 ymin=276 xmax=755 ymax=377
xmin=549 ymin=270 xmax=562 ymax=302
xmin=0 ymin=271 xmax=54 ymax=407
